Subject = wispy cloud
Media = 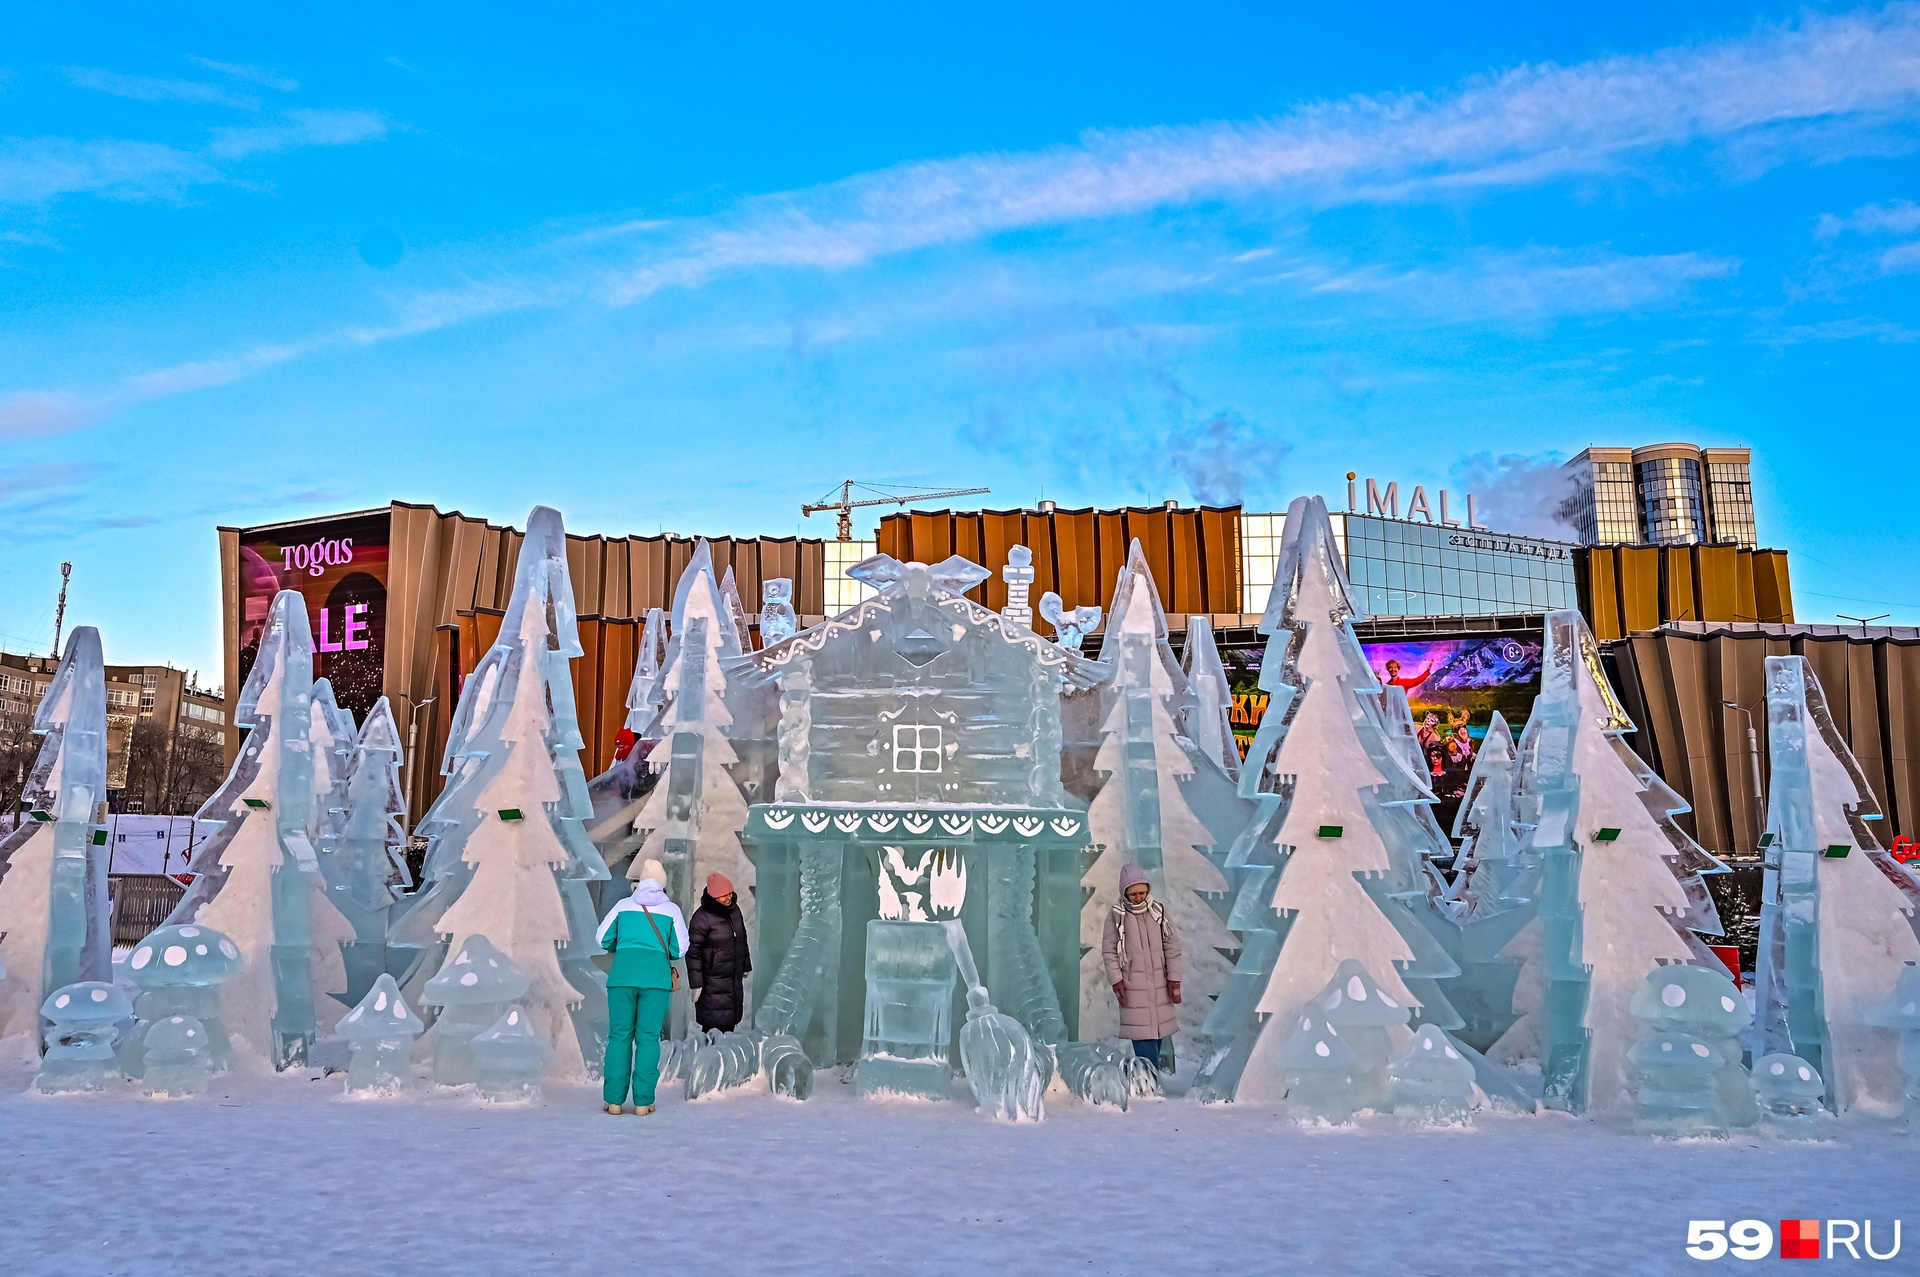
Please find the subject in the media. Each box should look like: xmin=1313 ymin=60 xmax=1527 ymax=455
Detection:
xmin=62 ymin=66 xmax=256 ymax=109
xmin=605 ymin=3 xmax=1920 ymax=303
xmin=187 ymin=56 xmax=299 ymax=93
xmin=10 ymin=4 xmax=1919 ymax=433
xmin=1815 ymin=198 xmax=1920 ymax=238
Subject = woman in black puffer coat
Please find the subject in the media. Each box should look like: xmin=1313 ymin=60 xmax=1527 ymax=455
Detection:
xmin=687 ymin=873 xmax=752 ymax=1032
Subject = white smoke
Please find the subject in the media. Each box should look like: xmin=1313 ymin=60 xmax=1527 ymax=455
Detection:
xmin=1450 ymin=451 xmax=1583 ymax=540
xmin=1168 ymin=412 xmax=1289 ymax=507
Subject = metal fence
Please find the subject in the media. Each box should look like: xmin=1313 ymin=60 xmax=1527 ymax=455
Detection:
xmin=110 ymin=875 xmax=186 ymax=946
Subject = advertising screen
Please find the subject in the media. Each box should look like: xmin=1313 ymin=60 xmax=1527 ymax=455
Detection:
xmin=236 ymin=510 xmax=392 ymax=722
xmin=1219 ymin=631 xmax=1544 ymax=833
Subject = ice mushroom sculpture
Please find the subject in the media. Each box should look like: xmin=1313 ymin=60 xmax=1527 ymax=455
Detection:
xmin=1313 ymin=960 xmax=1409 ymax=1113
xmin=338 ymin=974 xmax=425 ymax=1095
xmin=1629 ymin=964 xmax=1755 ymax=1127
xmin=472 ymin=1006 xmax=546 ymax=1102
xmin=37 ymin=981 xmax=131 ymax=1093
xmin=1390 ymin=1025 xmax=1477 ymax=1125
xmin=1283 ymin=1008 xmax=1358 ymax=1125
xmin=1863 ymin=962 xmax=1920 ymax=1125
xmin=1752 ymin=1053 xmax=1829 ymax=1138
xmin=121 ymin=924 xmax=241 ymax=1078
xmin=1630 ymin=1031 xmax=1725 ymax=1138
xmin=423 ymin=935 xmax=531 ymax=1087
xmin=141 ymin=1016 xmax=212 ymax=1098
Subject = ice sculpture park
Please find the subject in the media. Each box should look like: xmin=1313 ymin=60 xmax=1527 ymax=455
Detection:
xmin=4 ymin=497 xmax=1919 ymax=1159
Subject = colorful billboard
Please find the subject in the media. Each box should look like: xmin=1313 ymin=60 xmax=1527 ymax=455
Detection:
xmin=1220 ymin=631 xmax=1544 ymax=834
xmin=236 ymin=510 xmax=392 ymax=723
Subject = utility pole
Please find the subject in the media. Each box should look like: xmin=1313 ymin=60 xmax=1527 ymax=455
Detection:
xmin=1721 ymin=700 xmax=1765 ymax=853
xmin=51 ymin=562 xmax=72 ymax=656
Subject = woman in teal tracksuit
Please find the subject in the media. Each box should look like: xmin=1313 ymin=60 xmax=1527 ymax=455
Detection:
xmin=597 ymin=858 xmax=687 ymax=1115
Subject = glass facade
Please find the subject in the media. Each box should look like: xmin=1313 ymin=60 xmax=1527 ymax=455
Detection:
xmin=1239 ymin=512 xmax=1576 ymax=619
xmin=1635 ymin=455 xmax=1707 ymax=546
xmin=1706 ymin=460 xmax=1758 ymax=548
xmin=822 ymin=539 xmax=880 ymax=613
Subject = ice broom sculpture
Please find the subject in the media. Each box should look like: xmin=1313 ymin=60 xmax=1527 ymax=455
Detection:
xmin=1194 ymin=497 xmax=1462 ymax=1104
xmin=1081 ymin=542 xmax=1237 ymax=1054
xmin=163 ymin=594 xmax=355 ymax=1069
xmin=1493 ymin=609 xmax=1729 ymax=1116
xmin=0 ymin=627 xmax=112 ymax=1046
xmin=1755 ymin=656 xmax=1920 ymax=1116
xmin=392 ymin=507 xmax=611 ymax=1080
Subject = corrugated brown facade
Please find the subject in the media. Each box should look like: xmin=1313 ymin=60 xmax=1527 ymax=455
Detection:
xmin=877 ymin=505 xmax=1243 ymax=636
xmin=1606 ymin=624 xmax=1920 ymax=861
xmin=222 ymin=501 xmax=827 ymax=816
xmin=1577 ymin=544 xmax=1793 ymax=642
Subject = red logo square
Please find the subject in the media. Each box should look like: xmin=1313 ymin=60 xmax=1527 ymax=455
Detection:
xmin=1781 ymin=1219 xmax=1821 ymax=1260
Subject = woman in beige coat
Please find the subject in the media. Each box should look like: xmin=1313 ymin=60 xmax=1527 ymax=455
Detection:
xmin=1101 ymin=863 xmax=1183 ymax=1069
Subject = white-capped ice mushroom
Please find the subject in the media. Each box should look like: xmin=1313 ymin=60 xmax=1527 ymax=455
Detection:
xmin=470 ymin=1005 xmax=547 ymax=1102
xmin=35 ymin=981 xmax=132 ymax=1094
xmin=140 ymin=1015 xmax=213 ymax=1098
xmin=1753 ymin=1052 xmax=1826 ymax=1109
xmin=423 ymin=935 xmax=531 ymax=1008
xmin=422 ymin=935 xmax=531 ymax=1087
xmin=1313 ymin=959 xmax=1411 ymax=1112
xmin=339 ymin=974 xmax=425 ymax=1095
xmin=1389 ymin=1024 xmax=1477 ymax=1125
xmin=127 ymin=924 xmax=243 ymax=989
xmin=1628 ymin=963 xmax=1751 ymax=1038
xmin=1282 ymin=1007 xmax=1358 ymax=1124
xmin=120 ymin=922 xmax=243 ymax=1079
xmin=1628 ymin=1030 xmax=1727 ymax=1137
xmin=1629 ymin=962 xmax=1758 ymax=1127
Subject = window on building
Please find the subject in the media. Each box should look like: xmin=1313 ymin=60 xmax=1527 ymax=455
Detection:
xmin=891 ymin=724 xmax=943 ymax=773
xmin=823 ymin=540 xmax=880 ymax=614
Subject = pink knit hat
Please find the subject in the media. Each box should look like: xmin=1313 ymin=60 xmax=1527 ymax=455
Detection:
xmin=707 ymin=873 xmax=735 ymax=897
xmin=1119 ymin=864 xmax=1150 ymax=891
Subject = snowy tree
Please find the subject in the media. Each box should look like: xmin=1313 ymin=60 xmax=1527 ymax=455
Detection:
xmin=168 ymin=592 xmax=355 ymax=1070
xmin=1081 ymin=541 xmax=1236 ymax=1051
xmin=330 ymin=697 xmax=409 ymax=1003
xmin=397 ymin=506 xmax=611 ymax=1081
xmin=0 ymin=626 xmax=111 ymax=1044
xmin=1493 ymin=608 xmax=1728 ymax=1115
xmin=1758 ymin=654 xmax=1920 ymax=1114
xmin=632 ymin=542 xmax=755 ymax=941
xmin=1194 ymin=497 xmax=1459 ymax=1104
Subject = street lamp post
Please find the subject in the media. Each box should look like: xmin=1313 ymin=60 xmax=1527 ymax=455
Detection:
xmin=1721 ymin=699 xmax=1765 ymax=853
xmin=400 ymin=695 xmax=438 ymax=828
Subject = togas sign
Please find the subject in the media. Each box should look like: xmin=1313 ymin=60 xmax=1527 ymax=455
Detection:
xmin=1346 ymin=472 xmax=1490 ymax=531
xmin=281 ymin=536 xmax=357 ymax=578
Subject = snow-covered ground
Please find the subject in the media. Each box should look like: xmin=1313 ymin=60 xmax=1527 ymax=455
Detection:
xmin=0 ymin=1044 xmax=1909 ymax=1276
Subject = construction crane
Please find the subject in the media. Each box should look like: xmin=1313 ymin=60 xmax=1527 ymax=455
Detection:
xmin=802 ymin=480 xmax=991 ymax=542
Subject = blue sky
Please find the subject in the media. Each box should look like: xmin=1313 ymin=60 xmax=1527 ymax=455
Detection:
xmin=4 ymin=2 xmax=1919 ymax=681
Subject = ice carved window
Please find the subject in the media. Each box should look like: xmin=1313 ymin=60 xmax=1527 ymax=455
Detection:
xmin=892 ymin=725 xmax=943 ymax=773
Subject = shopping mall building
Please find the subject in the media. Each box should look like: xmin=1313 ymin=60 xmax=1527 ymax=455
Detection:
xmin=218 ymin=447 xmax=1850 ymax=868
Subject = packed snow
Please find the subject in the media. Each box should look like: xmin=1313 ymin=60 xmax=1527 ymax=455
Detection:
xmin=1 ymin=1041 xmax=1909 ymax=1276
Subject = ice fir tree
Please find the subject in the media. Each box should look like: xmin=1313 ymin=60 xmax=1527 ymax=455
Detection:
xmin=631 ymin=543 xmax=755 ymax=942
xmin=1195 ymin=497 xmax=1460 ymax=1103
xmin=1082 ymin=541 xmax=1236 ymax=1051
xmin=166 ymin=592 xmax=355 ymax=1069
xmin=1757 ymin=655 xmax=1920 ymax=1114
xmin=329 ymin=697 xmax=410 ymax=1003
xmin=393 ymin=506 xmax=611 ymax=1080
xmin=0 ymin=627 xmax=112 ymax=1044
xmin=1499 ymin=609 xmax=1728 ymax=1115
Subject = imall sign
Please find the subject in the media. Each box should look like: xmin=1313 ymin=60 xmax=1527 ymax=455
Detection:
xmin=1346 ymin=472 xmax=1490 ymax=530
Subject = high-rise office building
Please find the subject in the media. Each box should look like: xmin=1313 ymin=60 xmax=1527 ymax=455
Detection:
xmin=1561 ymin=444 xmax=1757 ymax=548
